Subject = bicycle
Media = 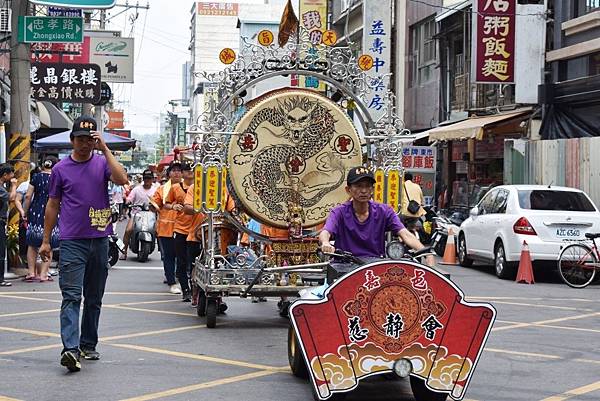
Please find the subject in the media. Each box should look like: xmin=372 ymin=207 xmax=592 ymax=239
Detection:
xmin=557 ymin=233 xmax=600 ymax=288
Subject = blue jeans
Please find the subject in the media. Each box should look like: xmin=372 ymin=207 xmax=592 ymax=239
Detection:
xmin=59 ymin=238 xmax=108 ymax=353
xmin=159 ymin=236 xmax=176 ymax=285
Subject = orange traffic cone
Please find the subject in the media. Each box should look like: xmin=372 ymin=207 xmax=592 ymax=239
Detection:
xmin=516 ymin=240 xmax=535 ymax=284
xmin=439 ymin=228 xmax=458 ymax=265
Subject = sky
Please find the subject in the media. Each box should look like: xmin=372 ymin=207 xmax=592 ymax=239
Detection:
xmin=103 ymin=0 xmax=192 ymax=143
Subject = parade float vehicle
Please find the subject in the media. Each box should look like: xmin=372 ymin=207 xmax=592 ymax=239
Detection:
xmin=184 ymin=26 xmax=496 ymax=400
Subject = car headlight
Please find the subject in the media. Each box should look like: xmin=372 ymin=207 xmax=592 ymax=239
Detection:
xmin=386 ymin=241 xmax=406 ymax=259
xmin=393 ymin=358 xmax=412 ymax=378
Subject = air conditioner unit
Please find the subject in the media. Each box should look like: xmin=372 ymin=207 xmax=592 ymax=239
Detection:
xmin=0 ymin=8 xmax=11 ymax=33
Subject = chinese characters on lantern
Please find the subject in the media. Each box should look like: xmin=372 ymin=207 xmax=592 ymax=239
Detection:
xmin=30 ymin=63 xmax=101 ymax=103
xmin=474 ymin=0 xmax=515 ymax=83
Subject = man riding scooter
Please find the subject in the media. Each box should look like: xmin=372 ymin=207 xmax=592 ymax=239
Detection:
xmin=121 ymin=169 xmax=158 ymax=261
xmin=319 ymin=167 xmax=434 ymax=267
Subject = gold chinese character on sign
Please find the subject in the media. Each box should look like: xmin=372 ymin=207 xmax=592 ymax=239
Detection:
xmin=219 ymin=48 xmax=236 ymax=64
xmin=481 ymin=58 xmax=509 ymax=81
xmin=322 ymin=30 xmax=338 ymax=46
xmin=482 ymin=37 xmax=510 ymax=58
xmin=484 ymin=0 xmax=510 ymax=12
xmin=258 ymin=30 xmax=274 ymax=46
xmin=483 ymin=16 xmax=511 ymax=37
xmin=358 ymin=54 xmax=374 ymax=71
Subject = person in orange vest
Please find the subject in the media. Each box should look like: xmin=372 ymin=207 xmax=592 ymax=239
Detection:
xmin=165 ymin=163 xmax=194 ymax=302
xmin=151 ymin=161 xmax=182 ymax=294
xmin=182 ymin=183 xmax=205 ymax=307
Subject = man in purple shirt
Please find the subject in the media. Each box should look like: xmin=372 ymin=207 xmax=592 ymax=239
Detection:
xmin=320 ymin=167 xmax=434 ymax=266
xmin=39 ymin=116 xmax=128 ymax=372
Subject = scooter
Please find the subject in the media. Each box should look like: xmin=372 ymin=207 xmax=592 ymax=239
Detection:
xmin=430 ymin=210 xmax=463 ymax=257
xmin=108 ymin=203 xmax=125 ymax=267
xmin=129 ymin=204 xmax=157 ymax=262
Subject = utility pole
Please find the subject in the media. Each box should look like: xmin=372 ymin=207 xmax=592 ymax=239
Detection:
xmin=94 ymin=10 xmax=107 ymax=134
xmin=7 ymin=0 xmax=30 ymax=274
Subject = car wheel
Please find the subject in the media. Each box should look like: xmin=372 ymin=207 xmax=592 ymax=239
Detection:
xmin=494 ymin=241 xmax=517 ymax=279
xmin=458 ymin=234 xmax=473 ymax=267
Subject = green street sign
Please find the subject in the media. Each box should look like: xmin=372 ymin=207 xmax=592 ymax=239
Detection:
xmin=18 ymin=16 xmax=83 ymax=43
xmin=28 ymin=0 xmax=116 ymax=9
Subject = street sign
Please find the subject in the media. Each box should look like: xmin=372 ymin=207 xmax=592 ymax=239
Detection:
xmin=48 ymin=6 xmax=82 ymax=17
xmin=18 ymin=16 xmax=83 ymax=43
xmin=29 ymin=0 xmax=116 ymax=9
xmin=30 ymin=62 xmax=101 ymax=103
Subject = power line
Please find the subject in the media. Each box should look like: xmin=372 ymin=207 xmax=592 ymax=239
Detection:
xmin=407 ymin=0 xmax=548 ymax=18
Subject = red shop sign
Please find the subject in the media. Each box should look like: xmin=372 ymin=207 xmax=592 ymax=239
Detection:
xmin=473 ymin=0 xmax=516 ymax=83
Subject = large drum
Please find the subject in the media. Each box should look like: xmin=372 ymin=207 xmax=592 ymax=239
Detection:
xmin=227 ymin=89 xmax=362 ymax=228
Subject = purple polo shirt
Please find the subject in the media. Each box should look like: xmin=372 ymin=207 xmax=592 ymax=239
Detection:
xmin=48 ymin=154 xmax=113 ymax=240
xmin=323 ymin=200 xmax=405 ymax=258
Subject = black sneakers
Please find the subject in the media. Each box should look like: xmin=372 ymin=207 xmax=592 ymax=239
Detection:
xmin=60 ymin=350 xmax=81 ymax=372
xmin=80 ymin=348 xmax=100 ymax=360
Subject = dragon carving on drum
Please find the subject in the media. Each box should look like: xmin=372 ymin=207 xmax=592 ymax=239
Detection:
xmin=243 ymin=96 xmax=343 ymax=217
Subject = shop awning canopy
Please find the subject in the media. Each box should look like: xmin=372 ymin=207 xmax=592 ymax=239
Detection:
xmin=34 ymin=130 xmax=137 ymax=152
xmin=427 ymin=110 xmax=531 ymax=142
xmin=32 ymin=101 xmax=73 ymax=130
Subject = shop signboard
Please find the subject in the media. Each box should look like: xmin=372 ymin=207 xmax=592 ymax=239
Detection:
xmin=197 ymin=2 xmax=238 ymax=16
xmin=402 ymin=145 xmax=436 ymax=206
xmin=30 ymin=62 xmax=101 ymax=103
xmin=31 ymin=37 xmax=90 ymax=64
xmin=362 ymin=0 xmax=391 ymax=121
xmin=89 ymin=36 xmax=134 ymax=83
xmin=177 ymin=118 xmax=187 ymax=146
xmin=105 ymin=110 xmax=124 ymax=130
xmin=473 ymin=0 xmax=516 ymax=83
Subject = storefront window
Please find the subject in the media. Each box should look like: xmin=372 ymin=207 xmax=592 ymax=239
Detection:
xmin=561 ymin=51 xmax=600 ymax=81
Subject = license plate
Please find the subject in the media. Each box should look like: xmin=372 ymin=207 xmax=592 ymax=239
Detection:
xmin=555 ymin=227 xmax=582 ymax=238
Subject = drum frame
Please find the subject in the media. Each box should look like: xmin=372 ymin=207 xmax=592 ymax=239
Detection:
xmin=187 ymin=28 xmax=411 ymax=327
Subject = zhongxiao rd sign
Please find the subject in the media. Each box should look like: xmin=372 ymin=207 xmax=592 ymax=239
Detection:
xmin=18 ymin=16 xmax=83 ymax=43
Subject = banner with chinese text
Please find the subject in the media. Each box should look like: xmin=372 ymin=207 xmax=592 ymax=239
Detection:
xmin=473 ymin=0 xmax=516 ymax=83
xmin=402 ymin=146 xmax=436 ymax=206
xmin=362 ymin=0 xmax=391 ymax=121
xmin=290 ymin=261 xmax=496 ymax=400
xmin=30 ymin=62 xmax=101 ymax=103
xmin=296 ymin=0 xmax=327 ymax=91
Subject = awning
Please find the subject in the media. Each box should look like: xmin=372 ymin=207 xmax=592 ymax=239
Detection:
xmin=436 ymin=0 xmax=470 ymax=22
xmin=427 ymin=110 xmax=531 ymax=142
xmin=32 ymin=101 xmax=73 ymax=130
xmin=34 ymin=130 xmax=136 ymax=152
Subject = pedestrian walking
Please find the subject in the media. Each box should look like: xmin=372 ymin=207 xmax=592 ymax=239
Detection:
xmin=39 ymin=116 xmax=128 ymax=372
xmin=23 ymin=156 xmax=60 ymax=282
xmin=151 ymin=161 xmax=182 ymax=294
xmin=110 ymin=183 xmax=125 ymax=221
xmin=401 ymin=172 xmax=426 ymax=234
xmin=0 ymin=163 xmax=16 ymax=287
xmin=166 ymin=163 xmax=194 ymax=301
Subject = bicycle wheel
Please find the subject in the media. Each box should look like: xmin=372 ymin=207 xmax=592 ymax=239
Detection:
xmin=558 ymin=243 xmax=597 ymax=288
